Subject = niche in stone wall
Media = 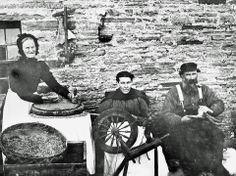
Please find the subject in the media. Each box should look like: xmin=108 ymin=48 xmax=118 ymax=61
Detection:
xmin=198 ymin=0 xmax=226 ymax=4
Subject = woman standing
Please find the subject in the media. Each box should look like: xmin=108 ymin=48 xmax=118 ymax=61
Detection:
xmin=2 ymin=33 xmax=75 ymax=130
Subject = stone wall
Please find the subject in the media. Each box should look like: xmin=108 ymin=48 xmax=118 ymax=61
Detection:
xmin=1 ymin=0 xmax=236 ymax=125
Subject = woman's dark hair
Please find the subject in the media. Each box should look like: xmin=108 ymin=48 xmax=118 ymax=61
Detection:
xmin=16 ymin=33 xmax=39 ymax=57
xmin=116 ymin=71 xmax=134 ymax=82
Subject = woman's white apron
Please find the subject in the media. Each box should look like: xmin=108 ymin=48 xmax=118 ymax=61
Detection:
xmin=2 ymin=88 xmax=33 ymax=131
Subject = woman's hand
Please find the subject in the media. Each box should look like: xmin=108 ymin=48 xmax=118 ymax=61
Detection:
xmin=42 ymin=96 xmax=57 ymax=103
xmin=67 ymin=88 xmax=79 ymax=104
xmin=40 ymin=92 xmax=59 ymax=104
xmin=67 ymin=93 xmax=78 ymax=104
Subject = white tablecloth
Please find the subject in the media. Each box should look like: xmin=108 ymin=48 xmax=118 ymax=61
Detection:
xmin=223 ymin=148 xmax=236 ymax=175
xmin=2 ymin=89 xmax=95 ymax=174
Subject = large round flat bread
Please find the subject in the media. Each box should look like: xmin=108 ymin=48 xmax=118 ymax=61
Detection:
xmin=31 ymin=92 xmax=84 ymax=116
xmin=34 ymin=99 xmax=79 ymax=111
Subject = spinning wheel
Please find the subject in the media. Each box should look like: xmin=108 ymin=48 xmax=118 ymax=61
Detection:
xmin=94 ymin=108 xmax=169 ymax=176
xmin=94 ymin=108 xmax=138 ymax=154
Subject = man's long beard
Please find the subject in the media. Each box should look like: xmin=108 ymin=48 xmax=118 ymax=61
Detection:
xmin=188 ymin=79 xmax=198 ymax=85
xmin=186 ymin=79 xmax=198 ymax=93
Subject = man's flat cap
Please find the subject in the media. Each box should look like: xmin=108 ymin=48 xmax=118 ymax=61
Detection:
xmin=179 ymin=62 xmax=200 ymax=75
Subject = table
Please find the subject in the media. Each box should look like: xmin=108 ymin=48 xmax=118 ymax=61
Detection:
xmin=2 ymin=106 xmax=95 ymax=175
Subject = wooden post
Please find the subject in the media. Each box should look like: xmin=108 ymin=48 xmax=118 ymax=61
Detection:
xmin=154 ymin=147 xmax=158 ymax=176
xmin=63 ymin=6 xmax=68 ymax=63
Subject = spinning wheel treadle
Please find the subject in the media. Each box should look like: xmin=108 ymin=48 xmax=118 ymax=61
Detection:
xmin=94 ymin=108 xmax=138 ymax=154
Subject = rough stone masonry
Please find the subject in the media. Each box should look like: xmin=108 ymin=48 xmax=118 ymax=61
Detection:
xmin=0 ymin=0 xmax=236 ymax=134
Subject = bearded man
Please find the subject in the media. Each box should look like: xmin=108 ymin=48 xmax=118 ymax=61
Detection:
xmin=153 ymin=62 xmax=230 ymax=176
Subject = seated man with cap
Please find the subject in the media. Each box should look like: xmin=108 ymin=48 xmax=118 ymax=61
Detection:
xmin=152 ymin=62 xmax=230 ymax=176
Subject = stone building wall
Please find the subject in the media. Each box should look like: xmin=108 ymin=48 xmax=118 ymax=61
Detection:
xmin=0 ymin=0 xmax=236 ymax=126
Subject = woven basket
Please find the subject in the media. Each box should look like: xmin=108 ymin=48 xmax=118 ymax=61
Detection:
xmin=0 ymin=123 xmax=67 ymax=164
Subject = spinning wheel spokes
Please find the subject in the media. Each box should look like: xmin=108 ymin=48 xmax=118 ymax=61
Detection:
xmin=116 ymin=119 xmax=126 ymax=129
xmin=110 ymin=135 xmax=115 ymax=147
xmin=94 ymin=109 xmax=138 ymax=154
xmin=104 ymin=133 xmax=113 ymax=143
xmin=105 ymin=122 xmax=131 ymax=145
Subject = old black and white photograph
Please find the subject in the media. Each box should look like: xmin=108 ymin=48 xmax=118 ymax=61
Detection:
xmin=0 ymin=0 xmax=236 ymax=175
